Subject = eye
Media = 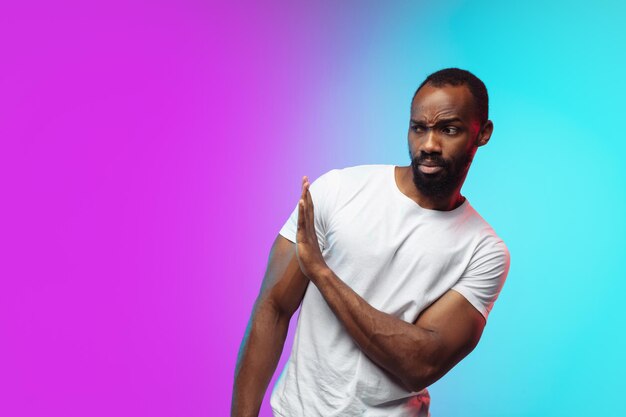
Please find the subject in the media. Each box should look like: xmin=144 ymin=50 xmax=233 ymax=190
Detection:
xmin=442 ymin=126 xmax=459 ymax=135
xmin=411 ymin=124 xmax=426 ymax=133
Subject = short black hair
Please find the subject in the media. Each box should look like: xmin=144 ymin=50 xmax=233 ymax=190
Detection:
xmin=411 ymin=68 xmax=489 ymax=125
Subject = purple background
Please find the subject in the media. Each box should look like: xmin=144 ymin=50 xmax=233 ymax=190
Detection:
xmin=1 ymin=2 xmax=360 ymax=415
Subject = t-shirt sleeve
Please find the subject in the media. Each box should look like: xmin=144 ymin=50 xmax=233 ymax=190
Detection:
xmin=278 ymin=169 xmax=337 ymax=250
xmin=451 ymin=234 xmax=510 ymax=322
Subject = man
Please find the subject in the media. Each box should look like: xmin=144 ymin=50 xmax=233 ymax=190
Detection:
xmin=231 ymin=68 xmax=510 ymax=417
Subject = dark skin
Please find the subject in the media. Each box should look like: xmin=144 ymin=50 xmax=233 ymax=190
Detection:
xmin=401 ymin=83 xmax=493 ymax=210
xmin=231 ymin=83 xmax=494 ymax=417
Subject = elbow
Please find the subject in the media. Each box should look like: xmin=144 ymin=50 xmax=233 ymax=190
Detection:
xmin=401 ymin=363 xmax=437 ymax=393
xmin=402 ymin=344 xmax=474 ymax=393
xmin=400 ymin=343 xmax=443 ymax=393
xmin=260 ymin=296 xmax=295 ymax=323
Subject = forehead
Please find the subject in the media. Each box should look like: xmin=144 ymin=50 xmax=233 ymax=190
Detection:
xmin=411 ymin=84 xmax=477 ymax=122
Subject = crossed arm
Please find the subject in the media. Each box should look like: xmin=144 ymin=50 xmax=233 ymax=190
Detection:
xmin=231 ymin=177 xmax=487 ymax=416
xmin=295 ymin=176 xmax=486 ymax=392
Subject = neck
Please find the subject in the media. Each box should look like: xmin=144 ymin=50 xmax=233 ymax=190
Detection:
xmin=395 ymin=166 xmax=466 ymax=211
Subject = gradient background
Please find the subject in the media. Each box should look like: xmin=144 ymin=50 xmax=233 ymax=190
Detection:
xmin=1 ymin=1 xmax=625 ymax=416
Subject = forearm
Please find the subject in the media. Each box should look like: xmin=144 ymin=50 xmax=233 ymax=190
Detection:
xmin=310 ymin=268 xmax=440 ymax=392
xmin=231 ymin=300 xmax=291 ymax=417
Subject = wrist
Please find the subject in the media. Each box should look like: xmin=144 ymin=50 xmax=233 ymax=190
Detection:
xmin=310 ymin=265 xmax=332 ymax=284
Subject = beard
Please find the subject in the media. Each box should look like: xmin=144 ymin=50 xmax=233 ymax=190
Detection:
xmin=409 ymin=149 xmax=473 ymax=198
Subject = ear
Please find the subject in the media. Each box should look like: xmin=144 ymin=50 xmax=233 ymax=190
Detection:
xmin=477 ymin=120 xmax=493 ymax=147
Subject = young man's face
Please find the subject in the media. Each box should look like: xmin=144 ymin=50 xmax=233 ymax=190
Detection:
xmin=408 ymin=83 xmax=489 ymax=198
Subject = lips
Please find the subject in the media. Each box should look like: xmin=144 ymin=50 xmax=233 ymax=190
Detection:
xmin=418 ymin=164 xmax=443 ymax=174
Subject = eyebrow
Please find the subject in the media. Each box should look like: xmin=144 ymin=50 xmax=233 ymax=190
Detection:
xmin=410 ymin=117 xmax=464 ymax=125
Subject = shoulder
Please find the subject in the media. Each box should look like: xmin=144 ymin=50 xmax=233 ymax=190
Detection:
xmin=452 ymin=204 xmax=511 ymax=319
xmin=463 ymin=203 xmax=511 ymax=263
xmin=463 ymin=202 xmax=509 ymax=259
xmin=308 ymin=164 xmax=391 ymax=212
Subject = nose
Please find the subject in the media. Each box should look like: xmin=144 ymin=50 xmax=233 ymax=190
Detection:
xmin=421 ymin=129 xmax=441 ymax=154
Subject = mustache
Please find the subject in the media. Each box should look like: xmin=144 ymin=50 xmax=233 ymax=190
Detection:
xmin=411 ymin=153 xmax=449 ymax=168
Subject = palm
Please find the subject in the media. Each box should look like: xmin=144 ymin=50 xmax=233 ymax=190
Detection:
xmin=295 ymin=176 xmax=328 ymax=279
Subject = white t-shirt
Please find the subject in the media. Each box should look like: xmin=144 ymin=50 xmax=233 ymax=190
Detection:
xmin=270 ymin=164 xmax=510 ymax=417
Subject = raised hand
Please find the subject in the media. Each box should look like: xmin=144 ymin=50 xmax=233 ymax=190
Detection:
xmin=295 ymin=176 xmax=329 ymax=280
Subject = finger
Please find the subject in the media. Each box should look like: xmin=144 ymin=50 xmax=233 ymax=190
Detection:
xmin=305 ymin=181 xmax=313 ymax=207
xmin=305 ymin=185 xmax=315 ymax=227
xmin=301 ymin=177 xmax=310 ymax=224
xmin=300 ymin=176 xmax=308 ymax=202
xmin=297 ymin=197 xmax=306 ymax=235
xmin=302 ymin=187 xmax=310 ymax=227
